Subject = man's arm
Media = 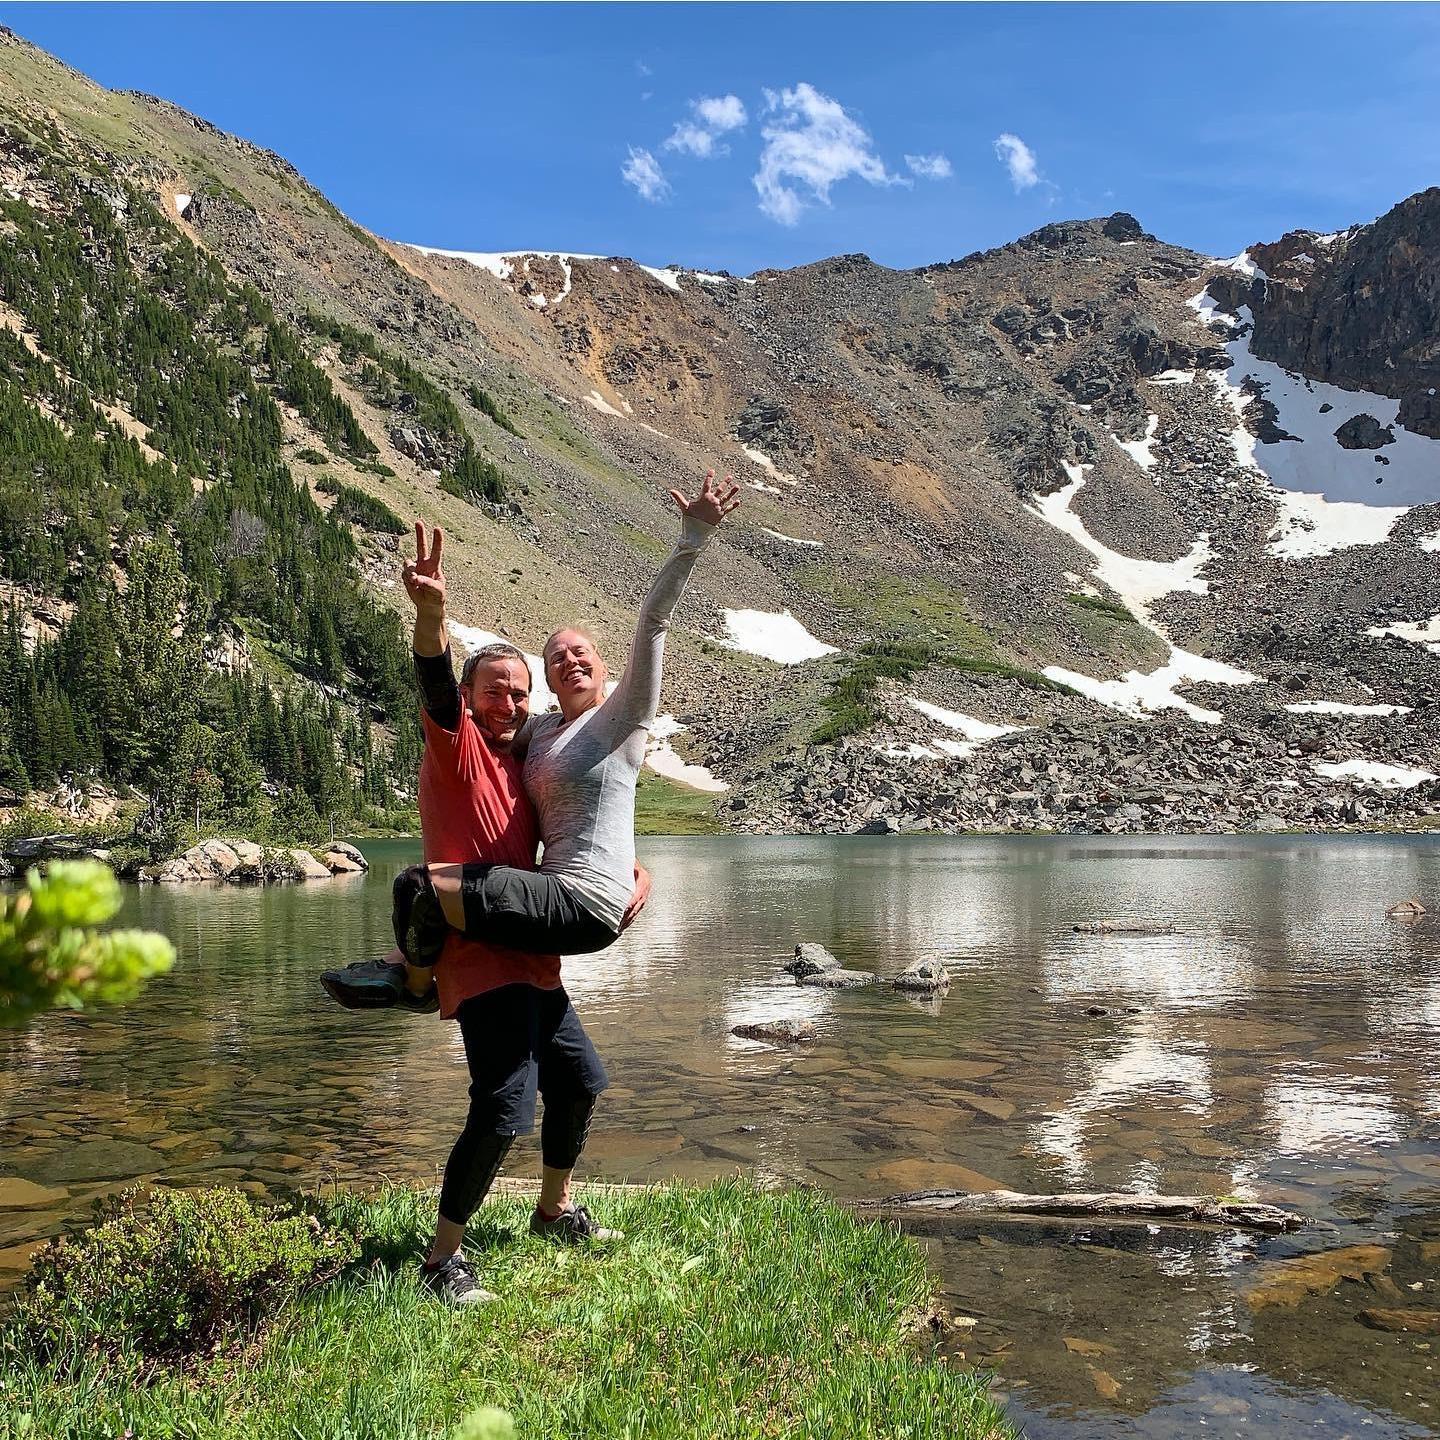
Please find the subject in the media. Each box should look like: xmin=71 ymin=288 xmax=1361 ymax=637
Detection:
xmin=404 ymin=522 xmax=460 ymax=729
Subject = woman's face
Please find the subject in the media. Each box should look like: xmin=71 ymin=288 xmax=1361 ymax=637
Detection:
xmin=544 ymin=628 xmax=608 ymax=713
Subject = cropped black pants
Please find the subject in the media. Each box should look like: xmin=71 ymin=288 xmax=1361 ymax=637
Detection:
xmin=437 ymin=983 xmax=610 ymax=1228
xmin=394 ymin=863 xmax=618 ymax=968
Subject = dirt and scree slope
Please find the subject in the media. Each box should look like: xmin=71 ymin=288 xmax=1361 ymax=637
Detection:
xmin=2 ymin=25 xmax=1437 ymax=836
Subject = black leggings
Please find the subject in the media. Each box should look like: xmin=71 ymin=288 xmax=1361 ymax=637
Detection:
xmin=437 ymin=984 xmax=609 ymax=1227
xmin=394 ymin=863 xmax=618 ymax=968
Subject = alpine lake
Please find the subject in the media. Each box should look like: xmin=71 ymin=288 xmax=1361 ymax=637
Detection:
xmin=3 ymin=834 xmax=1438 ymax=1439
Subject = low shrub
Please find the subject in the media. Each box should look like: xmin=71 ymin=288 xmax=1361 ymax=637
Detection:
xmin=1065 ymin=591 xmax=1137 ymax=623
xmin=293 ymin=446 xmax=328 ymax=466
xmin=466 ymin=382 xmax=521 ymax=436
xmin=12 ymin=1186 xmax=358 ymax=1368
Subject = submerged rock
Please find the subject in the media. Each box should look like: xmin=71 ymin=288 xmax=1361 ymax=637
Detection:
xmin=786 ymin=943 xmax=841 ymax=978
xmin=798 ymin=968 xmax=877 ymax=990
xmin=894 ymin=960 xmax=950 ymax=994
xmin=731 ymin=1019 xmax=816 ymax=1043
xmin=1356 ymin=1307 xmax=1440 ymax=1334
xmin=1387 ymin=897 xmax=1428 ymax=917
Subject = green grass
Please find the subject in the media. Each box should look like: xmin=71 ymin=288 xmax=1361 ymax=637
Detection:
xmin=812 ymin=642 xmax=1071 ymax=746
xmin=795 ymin=567 xmax=995 ymax=655
xmin=0 ymin=1181 xmax=1011 ymax=1440
xmin=614 ymin=523 xmax=669 ymax=561
xmin=1064 ymin=591 xmax=1137 ymax=624
xmin=634 ymin=769 xmax=726 ymax=834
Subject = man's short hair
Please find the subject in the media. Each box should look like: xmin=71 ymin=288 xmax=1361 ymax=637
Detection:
xmin=460 ymin=642 xmax=532 ymax=689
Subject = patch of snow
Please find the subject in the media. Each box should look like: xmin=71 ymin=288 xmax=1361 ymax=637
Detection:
xmin=638 ymin=421 xmax=671 ymax=438
xmin=1291 ymin=252 xmax=1315 ymax=267
xmin=406 ymin=246 xmax=690 ymax=300
xmin=645 ymin=714 xmax=728 ymax=792
xmin=1028 ymin=464 xmax=1211 ymax=629
xmin=877 ymin=742 xmax=940 ymax=761
xmin=1419 ymin=532 xmax=1440 ymax=553
xmin=1114 ymin=413 xmax=1160 ymax=471
xmin=1189 ymin=290 xmax=1440 ymax=552
xmin=1226 ymin=250 xmax=1268 ymax=281
xmin=1313 ymin=759 xmax=1437 ymax=789
xmin=1044 ymin=649 xmax=1257 ymax=725
xmin=637 ymin=264 xmax=682 ymax=292
xmin=1149 ymin=369 xmax=1195 ymax=386
xmin=446 ymin=620 xmax=557 ymax=713
xmin=744 ymin=478 xmax=783 ymax=496
xmin=1268 ymin=490 xmax=1406 ymax=559
xmin=1285 ymin=700 xmax=1411 ymax=716
xmin=582 ymin=389 xmax=626 ymax=418
xmin=759 ymin=526 xmax=822 ymax=548
xmin=1366 ymin=615 xmax=1440 ymax=653
xmin=906 ymin=697 xmax=1022 ymax=743
xmin=741 ymin=445 xmax=799 ymax=486
xmin=1028 ymin=462 xmax=1256 ymax=723
xmin=718 ymin=609 xmax=837 ymax=664
xmin=906 ymin=697 xmax=1026 ymax=760
xmin=174 ymin=193 xmax=191 ymax=214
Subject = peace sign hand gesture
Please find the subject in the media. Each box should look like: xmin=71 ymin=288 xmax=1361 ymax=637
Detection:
xmin=402 ymin=521 xmax=447 ymax=615
xmin=668 ymin=469 xmax=742 ymax=528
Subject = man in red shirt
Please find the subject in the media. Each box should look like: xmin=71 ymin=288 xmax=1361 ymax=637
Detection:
xmin=322 ymin=523 xmax=642 ymax=1305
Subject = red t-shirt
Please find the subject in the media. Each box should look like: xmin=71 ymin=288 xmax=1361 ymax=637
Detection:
xmin=418 ymin=706 xmax=561 ymax=1018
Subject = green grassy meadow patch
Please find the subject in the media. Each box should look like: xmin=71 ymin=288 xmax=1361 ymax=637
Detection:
xmin=1 ymin=1180 xmax=1013 ymax=1440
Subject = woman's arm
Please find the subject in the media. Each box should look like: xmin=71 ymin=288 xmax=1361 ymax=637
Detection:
xmin=604 ymin=472 xmax=741 ymax=733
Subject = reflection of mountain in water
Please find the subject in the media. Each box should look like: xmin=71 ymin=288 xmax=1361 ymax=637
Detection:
xmin=3 ymin=834 xmax=1439 ymax=1437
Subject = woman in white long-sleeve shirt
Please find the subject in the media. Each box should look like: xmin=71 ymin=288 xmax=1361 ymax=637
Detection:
xmin=391 ymin=469 xmax=740 ymax=968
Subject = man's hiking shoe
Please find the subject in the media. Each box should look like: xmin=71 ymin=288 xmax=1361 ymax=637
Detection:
xmin=422 ymin=1254 xmax=494 ymax=1307
xmin=530 ymin=1204 xmax=624 ymax=1244
xmin=320 ymin=958 xmax=437 ymax=1014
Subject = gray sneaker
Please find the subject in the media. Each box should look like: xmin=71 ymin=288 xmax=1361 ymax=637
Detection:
xmin=422 ymin=1253 xmax=495 ymax=1306
xmin=529 ymin=1204 xmax=624 ymax=1244
xmin=320 ymin=958 xmax=438 ymax=1014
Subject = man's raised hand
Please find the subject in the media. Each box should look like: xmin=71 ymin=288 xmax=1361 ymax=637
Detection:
xmin=669 ymin=469 xmax=742 ymax=528
xmin=402 ymin=521 xmax=447 ymax=613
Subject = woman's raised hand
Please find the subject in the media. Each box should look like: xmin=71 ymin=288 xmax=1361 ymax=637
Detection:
xmin=669 ymin=469 xmax=742 ymax=527
xmin=402 ymin=521 xmax=447 ymax=613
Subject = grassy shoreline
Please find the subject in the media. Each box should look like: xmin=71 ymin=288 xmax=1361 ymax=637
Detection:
xmin=1 ymin=1180 xmax=1012 ymax=1440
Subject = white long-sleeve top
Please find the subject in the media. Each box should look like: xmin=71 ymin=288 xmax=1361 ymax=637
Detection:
xmin=521 ymin=512 xmax=715 ymax=930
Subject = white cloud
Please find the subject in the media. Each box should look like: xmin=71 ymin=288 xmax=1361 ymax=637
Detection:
xmin=905 ymin=152 xmax=952 ymax=180
xmin=621 ymin=146 xmax=669 ymax=203
xmin=994 ymin=132 xmax=1040 ymax=191
xmin=664 ymin=93 xmax=748 ymax=158
xmin=753 ymin=82 xmax=902 ymax=226
xmin=695 ymin=94 xmax=746 ymax=132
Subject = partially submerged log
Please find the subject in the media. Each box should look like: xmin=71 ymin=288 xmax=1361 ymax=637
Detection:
xmin=1072 ymin=921 xmax=1176 ymax=935
xmin=858 ymin=1188 xmax=1307 ymax=1233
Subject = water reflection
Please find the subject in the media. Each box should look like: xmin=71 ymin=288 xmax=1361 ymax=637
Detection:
xmin=2 ymin=834 xmax=1439 ymax=1437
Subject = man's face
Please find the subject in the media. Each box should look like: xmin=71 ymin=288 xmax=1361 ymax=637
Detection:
xmin=544 ymin=629 xmax=608 ymax=711
xmin=463 ymin=657 xmax=531 ymax=746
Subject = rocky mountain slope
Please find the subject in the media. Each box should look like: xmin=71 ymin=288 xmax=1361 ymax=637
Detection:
xmin=1 ymin=26 xmax=1436 ymax=837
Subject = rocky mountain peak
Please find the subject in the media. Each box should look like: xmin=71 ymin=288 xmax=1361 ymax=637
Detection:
xmin=1215 ymin=187 xmax=1440 ymax=439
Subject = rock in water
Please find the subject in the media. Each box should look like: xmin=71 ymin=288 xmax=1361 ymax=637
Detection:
xmin=786 ymin=943 xmax=841 ymax=978
xmin=321 ymin=840 xmax=369 ymax=874
xmin=1356 ymin=1308 xmax=1440 ymax=1334
xmin=1387 ymin=898 xmax=1427 ymax=917
xmin=1072 ymin=920 xmax=1176 ymax=935
xmin=798 ymin=969 xmax=876 ymax=990
xmin=894 ymin=960 xmax=950 ymax=994
xmin=731 ymin=1019 xmax=816 ymax=1043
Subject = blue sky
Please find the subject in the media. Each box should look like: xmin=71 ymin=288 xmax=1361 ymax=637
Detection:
xmin=9 ymin=3 xmax=1439 ymax=273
